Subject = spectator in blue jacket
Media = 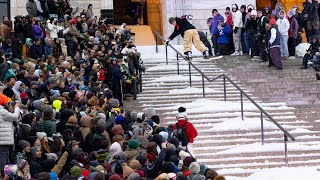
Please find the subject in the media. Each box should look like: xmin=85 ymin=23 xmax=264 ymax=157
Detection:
xmin=30 ymin=38 xmax=43 ymax=60
xmin=43 ymin=38 xmax=53 ymax=59
xmin=210 ymin=9 xmax=224 ymax=56
xmin=213 ymin=17 xmax=233 ymax=55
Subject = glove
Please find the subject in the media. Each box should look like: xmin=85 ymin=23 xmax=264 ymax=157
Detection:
xmin=233 ymin=27 xmax=238 ymax=34
xmin=165 ymin=39 xmax=170 ymax=45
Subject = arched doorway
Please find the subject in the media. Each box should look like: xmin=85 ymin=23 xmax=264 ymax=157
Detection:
xmin=113 ymin=0 xmax=148 ymax=25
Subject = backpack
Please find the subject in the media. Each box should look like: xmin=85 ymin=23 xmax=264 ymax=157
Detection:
xmin=94 ymin=151 xmax=109 ymax=164
xmin=173 ymin=121 xmax=189 ymax=146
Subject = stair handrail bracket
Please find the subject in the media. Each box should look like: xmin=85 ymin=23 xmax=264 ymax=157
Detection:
xmin=154 ymin=31 xmax=295 ymax=165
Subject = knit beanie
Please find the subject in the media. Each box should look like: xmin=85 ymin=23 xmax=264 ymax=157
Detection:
xmin=80 ymin=116 xmax=92 ymax=127
xmin=17 ymin=140 xmax=30 ymax=150
xmin=122 ymin=163 xmax=134 ymax=178
xmin=95 ymin=119 xmax=107 ymax=134
xmin=162 ymin=162 xmax=174 ymax=173
xmin=189 ymin=162 xmax=200 ymax=174
xmin=68 ymin=115 xmax=78 ymax=125
xmin=128 ymin=172 xmax=141 ymax=180
xmin=16 ymin=159 xmax=27 ymax=170
xmin=70 ymin=166 xmax=82 ymax=178
xmin=183 ymin=156 xmax=196 ymax=167
xmin=36 ymin=132 xmax=47 ymax=140
xmin=169 ymin=155 xmax=179 ymax=166
xmin=0 ymin=94 xmax=9 ymax=105
xmin=3 ymin=164 xmax=18 ymax=175
xmin=128 ymin=139 xmax=140 ymax=149
xmin=49 ymin=172 xmax=58 ymax=180
xmin=109 ymin=174 xmax=121 ymax=180
xmin=156 ymin=173 xmax=170 ymax=180
xmin=82 ymin=169 xmax=89 ymax=178
xmin=200 ymin=164 xmax=208 ymax=175
xmin=150 ymin=115 xmax=160 ymax=124
xmin=112 ymin=124 xmax=124 ymax=135
xmin=169 ymin=137 xmax=180 ymax=148
xmin=115 ymin=115 xmax=125 ymax=124
xmin=159 ymin=131 xmax=169 ymax=142
xmin=52 ymin=100 xmax=62 ymax=112
xmin=179 ymin=150 xmax=190 ymax=160
xmin=136 ymin=154 xmax=147 ymax=166
xmin=30 ymin=146 xmax=40 ymax=156
xmin=206 ymin=169 xmax=218 ymax=179
xmin=128 ymin=160 xmax=140 ymax=170
xmin=134 ymin=170 xmax=145 ymax=177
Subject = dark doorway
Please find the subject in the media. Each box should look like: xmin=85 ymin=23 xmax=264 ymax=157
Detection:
xmin=0 ymin=0 xmax=10 ymax=22
xmin=113 ymin=0 xmax=148 ymax=25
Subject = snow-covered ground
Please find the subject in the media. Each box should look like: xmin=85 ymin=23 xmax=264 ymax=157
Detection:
xmin=137 ymin=45 xmax=320 ymax=178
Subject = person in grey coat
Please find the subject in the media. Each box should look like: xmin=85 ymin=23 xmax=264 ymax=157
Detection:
xmin=26 ymin=0 xmax=38 ymax=17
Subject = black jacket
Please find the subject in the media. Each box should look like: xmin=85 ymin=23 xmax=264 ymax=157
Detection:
xmin=30 ymin=44 xmax=43 ymax=59
xmin=146 ymin=148 xmax=166 ymax=179
xmin=29 ymin=157 xmax=42 ymax=178
xmin=168 ymin=16 xmax=196 ymax=40
xmin=257 ymin=16 xmax=269 ymax=35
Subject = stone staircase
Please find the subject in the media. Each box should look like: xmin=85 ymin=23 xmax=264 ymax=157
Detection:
xmin=128 ymin=46 xmax=320 ymax=177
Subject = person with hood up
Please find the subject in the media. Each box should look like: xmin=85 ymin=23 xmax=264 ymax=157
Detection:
xmin=166 ymin=15 xmax=210 ymax=60
xmin=267 ymin=19 xmax=283 ymax=70
xmin=46 ymin=18 xmax=58 ymax=39
xmin=38 ymin=107 xmax=57 ymax=137
xmin=212 ymin=16 xmax=233 ymax=55
xmin=231 ymin=4 xmax=244 ymax=55
xmin=43 ymin=38 xmax=53 ymax=59
xmin=288 ymin=9 xmax=299 ymax=59
xmin=188 ymin=162 xmax=205 ymax=180
xmin=0 ymin=93 xmax=21 ymax=173
xmin=276 ymin=10 xmax=290 ymax=59
xmin=22 ymin=38 xmax=32 ymax=59
xmin=211 ymin=9 xmax=224 ymax=56
xmin=173 ymin=107 xmax=198 ymax=158
xmin=12 ymin=81 xmax=25 ymax=102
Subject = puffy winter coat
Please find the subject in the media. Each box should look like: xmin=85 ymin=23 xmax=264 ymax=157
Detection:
xmin=0 ymin=106 xmax=21 ymax=145
xmin=32 ymin=24 xmax=44 ymax=39
xmin=173 ymin=119 xmax=198 ymax=143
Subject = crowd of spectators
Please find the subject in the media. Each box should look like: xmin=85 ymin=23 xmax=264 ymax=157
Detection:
xmin=0 ymin=0 xmax=227 ymax=180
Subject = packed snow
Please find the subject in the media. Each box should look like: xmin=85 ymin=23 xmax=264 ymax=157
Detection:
xmin=147 ymin=64 xmax=189 ymax=71
xmin=169 ymin=87 xmax=216 ymax=94
xmin=149 ymin=75 xmax=203 ymax=82
xmin=227 ymin=167 xmax=320 ymax=180
xmin=296 ymin=43 xmax=310 ymax=57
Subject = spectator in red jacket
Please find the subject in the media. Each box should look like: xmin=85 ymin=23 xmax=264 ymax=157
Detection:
xmin=225 ymin=7 xmax=233 ymax=28
xmin=173 ymin=107 xmax=198 ymax=158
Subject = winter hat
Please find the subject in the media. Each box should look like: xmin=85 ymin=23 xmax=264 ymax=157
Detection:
xmin=70 ymin=166 xmax=82 ymax=178
xmin=176 ymin=107 xmax=187 ymax=120
xmin=168 ymin=17 xmax=175 ymax=24
xmin=206 ymin=169 xmax=218 ymax=179
xmin=36 ymin=132 xmax=47 ymax=140
xmin=162 ymin=162 xmax=174 ymax=173
xmin=0 ymin=94 xmax=9 ymax=105
xmin=269 ymin=19 xmax=277 ymax=25
xmin=67 ymin=115 xmax=78 ymax=125
xmin=129 ymin=160 xmax=141 ymax=170
xmin=168 ymin=173 xmax=176 ymax=180
xmin=136 ymin=154 xmax=147 ymax=165
xmin=95 ymin=119 xmax=107 ymax=134
xmin=112 ymin=124 xmax=124 ymax=135
xmin=214 ymin=175 xmax=226 ymax=180
xmin=169 ymin=137 xmax=179 ymax=148
xmin=183 ymin=156 xmax=196 ymax=167
xmin=71 ymin=19 xmax=77 ymax=24
xmin=20 ymin=92 xmax=28 ymax=99
xmin=30 ymin=146 xmax=40 ymax=156
xmin=189 ymin=162 xmax=200 ymax=174
xmin=4 ymin=164 xmax=18 ymax=175
xmin=50 ymin=89 xmax=60 ymax=97
xmin=16 ymin=159 xmax=27 ymax=170
xmin=49 ymin=172 xmax=58 ymax=180
xmin=251 ymin=9 xmax=257 ymax=16
xmin=137 ymin=112 xmax=146 ymax=123
xmin=179 ymin=150 xmax=190 ymax=160
xmin=122 ymin=163 xmax=134 ymax=178
xmin=169 ymin=155 xmax=180 ymax=166
xmin=115 ymin=115 xmax=125 ymax=124
xmin=200 ymin=164 xmax=208 ymax=175
xmin=17 ymin=140 xmax=30 ymax=150
xmin=82 ymin=169 xmax=89 ymax=178
xmin=150 ymin=115 xmax=160 ymax=124
xmin=145 ymin=119 xmax=154 ymax=127
xmin=80 ymin=116 xmax=92 ymax=127
xmin=159 ymin=131 xmax=169 ymax=142
xmin=134 ymin=170 xmax=145 ymax=177
xmin=218 ymin=16 xmax=224 ymax=23
xmin=156 ymin=173 xmax=170 ymax=180
xmin=128 ymin=139 xmax=140 ymax=149
xmin=128 ymin=172 xmax=141 ymax=180
xmin=109 ymin=174 xmax=121 ymax=180
xmin=89 ymin=172 xmax=97 ymax=180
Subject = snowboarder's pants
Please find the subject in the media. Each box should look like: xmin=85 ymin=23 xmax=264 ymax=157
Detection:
xmin=183 ymin=29 xmax=208 ymax=53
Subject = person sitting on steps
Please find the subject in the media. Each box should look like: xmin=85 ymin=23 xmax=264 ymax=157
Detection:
xmin=166 ymin=16 xmax=209 ymax=61
xmin=301 ymin=35 xmax=320 ymax=69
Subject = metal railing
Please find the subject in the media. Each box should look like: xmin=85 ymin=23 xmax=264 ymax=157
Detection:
xmin=154 ymin=31 xmax=295 ymax=165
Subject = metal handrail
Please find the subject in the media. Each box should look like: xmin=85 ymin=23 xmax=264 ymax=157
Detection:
xmin=154 ymin=31 xmax=295 ymax=165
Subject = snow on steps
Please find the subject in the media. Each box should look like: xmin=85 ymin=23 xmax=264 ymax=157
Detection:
xmin=136 ymin=45 xmax=319 ymax=177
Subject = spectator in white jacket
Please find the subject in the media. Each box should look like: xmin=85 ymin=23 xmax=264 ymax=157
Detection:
xmin=276 ymin=10 xmax=290 ymax=59
xmin=46 ymin=18 xmax=58 ymax=39
xmin=231 ymin=4 xmax=244 ymax=56
xmin=0 ymin=93 xmax=21 ymax=172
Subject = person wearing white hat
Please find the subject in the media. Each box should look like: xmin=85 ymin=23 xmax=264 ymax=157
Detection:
xmin=231 ymin=4 xmax=244 ymax=56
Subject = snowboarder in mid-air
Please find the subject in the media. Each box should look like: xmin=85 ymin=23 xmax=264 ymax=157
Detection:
xmin=166 ymin=15 xmax=210 ymax=61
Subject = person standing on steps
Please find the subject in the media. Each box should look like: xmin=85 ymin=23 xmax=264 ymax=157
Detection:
xmin=257 ymin=10 xmax=269 ymax=62
xmin=266 ymin=19 xmax=283 ymax=70
xmin=231 ymin=4 xmax=244 ymax=56
xmin=211 ymin=9 xmax=224 ymax=56
xmin=276 ymin=10 xmax=290 ymax=60
xmin=173 ymin=107 xmax=198 ymax=158
xmin=166 ymin=16 xmax=209 ymax=61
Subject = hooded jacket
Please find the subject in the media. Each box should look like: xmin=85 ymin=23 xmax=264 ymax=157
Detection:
xmin=173 ymin=118 xmax=198 ymax=143
xmin=212 ymin=23 xmax=232 ymax=44
xmin=232 ymin=4 xmax=243 ymax=29
xmin=210 ymin=13 xmax=224 ymax=35
xmin=12 ymin=81 xmax=23 ymax=102
xmin=276 ymin=11 xmax=290 ymax=36
xmin=0 ymin=106 xmax=21 ymax=145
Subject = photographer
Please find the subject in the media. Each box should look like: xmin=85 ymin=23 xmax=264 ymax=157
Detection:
xmin=0 ymin=94 xmax=21 ymax=173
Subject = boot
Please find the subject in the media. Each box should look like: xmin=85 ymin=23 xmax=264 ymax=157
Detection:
xmin=316 ymin=73 xmax=320 ymax=80
xmin=204 ymin=51 xmax=209 ymax=59
xmin=184 ymin=51 xmax=192 ymax=61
